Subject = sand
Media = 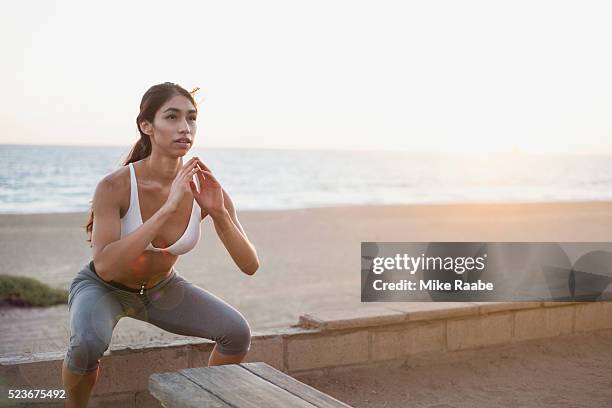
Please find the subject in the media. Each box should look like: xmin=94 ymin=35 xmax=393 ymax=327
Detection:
xmin=1 ymin=201 xmax=612 ymax=355
xmin=295 ymin=329 xmax=612 ymax=408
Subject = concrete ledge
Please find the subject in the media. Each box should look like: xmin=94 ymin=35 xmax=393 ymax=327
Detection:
xmin=299 ymin=305 xmax=407 ymax=330
xmin=1 ymin=301 xmax=610 ymax=407
xmin=299 ymin=302 xmax=480 ymax=330
xmin=388 ymin=302 xmax=480 ymax=321
xmin=473 ymin=301 xmax=542 ymax=314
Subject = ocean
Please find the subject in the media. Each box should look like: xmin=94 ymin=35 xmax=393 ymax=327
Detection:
xmin=0 ymin=144 xmax=611 ymax=214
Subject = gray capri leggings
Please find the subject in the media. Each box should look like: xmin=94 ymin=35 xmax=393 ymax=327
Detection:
xmin=63 ymin=261 xmax=251 ymax=375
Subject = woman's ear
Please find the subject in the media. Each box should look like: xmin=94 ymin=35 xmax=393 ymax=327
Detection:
xmin=139 ymin=120 xmax=153 ymax=136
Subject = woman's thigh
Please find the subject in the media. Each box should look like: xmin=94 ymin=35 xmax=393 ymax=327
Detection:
xmin=69 ymin=281 xmax=125 ymax=336
xmin=140 ymin=274 xmax=252 ymax=355
xmin=64 ymin=279 xmax=125 ymax=374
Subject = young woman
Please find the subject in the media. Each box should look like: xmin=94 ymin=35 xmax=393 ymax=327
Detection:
xmin=62 ymin=82 xmax=259 ymax=407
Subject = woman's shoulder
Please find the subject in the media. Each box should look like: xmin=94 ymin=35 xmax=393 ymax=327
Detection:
xmin=99 ymin=165 xmax=130 ymax=190
xmin=93 ymin=165 xmax=132 ymax=210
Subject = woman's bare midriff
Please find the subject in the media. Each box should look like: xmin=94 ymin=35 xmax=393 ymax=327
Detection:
xmin=112 ymin=251 xmax=179 ymax=289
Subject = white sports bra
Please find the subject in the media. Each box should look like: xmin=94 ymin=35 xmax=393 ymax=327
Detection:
xmin=120 ymin=163 xmax=203 ymax=255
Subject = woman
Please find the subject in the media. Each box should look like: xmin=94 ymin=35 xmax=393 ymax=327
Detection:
xmin=62 ymin=82 xmax=259 ymax=407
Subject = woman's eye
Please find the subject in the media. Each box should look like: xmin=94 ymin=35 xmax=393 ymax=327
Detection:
xmin=167 ymin=115 xmax=176 ymax=119
xmin=189 ymin=117 xmax=197 ymax=121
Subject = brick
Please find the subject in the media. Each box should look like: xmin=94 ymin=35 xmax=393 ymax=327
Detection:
xmin=286 ymin=332 xmax=368 ymax=372
xmin=514 ymin=307 xmax=574 ymax=341
xmin=575 ymin=301 xmax=612 ymax=332
xmin=447 ymin=313 xmax=512 ymax=351
xmin=243 ymin=334 xmax=283 ymax=370
xmin=299 ymin=305 xmax=406 ymax=330
xmin=370 ymin=321 xmax=445 ymax=361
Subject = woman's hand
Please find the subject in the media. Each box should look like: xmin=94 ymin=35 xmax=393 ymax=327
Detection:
xmin=189 ymin=158 xmax=227 ymax=219
xmin=164 ymin=157 xmax=201 ymax=213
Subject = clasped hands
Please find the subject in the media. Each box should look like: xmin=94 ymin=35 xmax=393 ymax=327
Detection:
xmin=190 ymin=157 xmax=226 ymax=219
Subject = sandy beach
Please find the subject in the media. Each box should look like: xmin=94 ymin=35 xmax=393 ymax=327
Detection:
xmin=1 ymin=201 xmax=612 ymax=355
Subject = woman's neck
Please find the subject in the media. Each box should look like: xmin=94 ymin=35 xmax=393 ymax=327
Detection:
xmin=142 ymin=151 xmax=182 ymax=185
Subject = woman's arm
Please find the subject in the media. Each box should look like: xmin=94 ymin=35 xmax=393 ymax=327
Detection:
xmin=212 ymin=189 xmax=260 ymax=275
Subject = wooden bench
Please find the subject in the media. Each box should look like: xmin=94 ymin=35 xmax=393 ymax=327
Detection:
xmin=149 ymin=362 xmax=352 ymax=407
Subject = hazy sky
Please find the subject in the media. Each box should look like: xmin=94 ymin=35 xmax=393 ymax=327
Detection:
xmin=1 ymin=0 xmax=611 ymax=153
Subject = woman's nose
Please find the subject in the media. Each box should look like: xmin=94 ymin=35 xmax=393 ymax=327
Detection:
xmin=179 ymin=119 xmax=191 ymax=133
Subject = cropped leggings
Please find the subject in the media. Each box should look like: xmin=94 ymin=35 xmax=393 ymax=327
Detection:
xmin=63 ymin=261 xmax=251 ymax=375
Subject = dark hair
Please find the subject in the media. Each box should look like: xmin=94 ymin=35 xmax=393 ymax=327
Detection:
xmin=84 ymin=82 xmax=199 ymax=244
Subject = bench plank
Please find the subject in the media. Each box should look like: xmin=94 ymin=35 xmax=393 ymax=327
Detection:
xmin=149 ymin=372 xmax=230 ymax=408
xmin=239 ymin=362 xmax=352 ymax=408
xmin=180 ymin=365 xmax=316 ymax=408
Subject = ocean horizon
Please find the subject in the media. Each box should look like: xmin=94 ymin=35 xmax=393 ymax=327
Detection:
xmin=1 ymin=144 xmax=611 ymax=214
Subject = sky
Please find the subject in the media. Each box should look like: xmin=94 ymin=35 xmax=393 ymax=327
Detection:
xmin=1 ymin=0 xmax=611 ymax=154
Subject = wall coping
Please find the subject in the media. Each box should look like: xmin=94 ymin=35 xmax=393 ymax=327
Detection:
xmin=297 ymin=301 xmax=582 ymax=330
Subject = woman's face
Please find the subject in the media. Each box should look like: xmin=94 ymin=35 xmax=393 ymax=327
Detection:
xmin=146 ymin=94 xmax=198 ymax=156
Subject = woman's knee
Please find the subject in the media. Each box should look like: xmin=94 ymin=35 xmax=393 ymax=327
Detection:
xmin=64 ymin=331 xmax=111 ymax=375
xmin=217 ymin=314 xmax=252 ymax=355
